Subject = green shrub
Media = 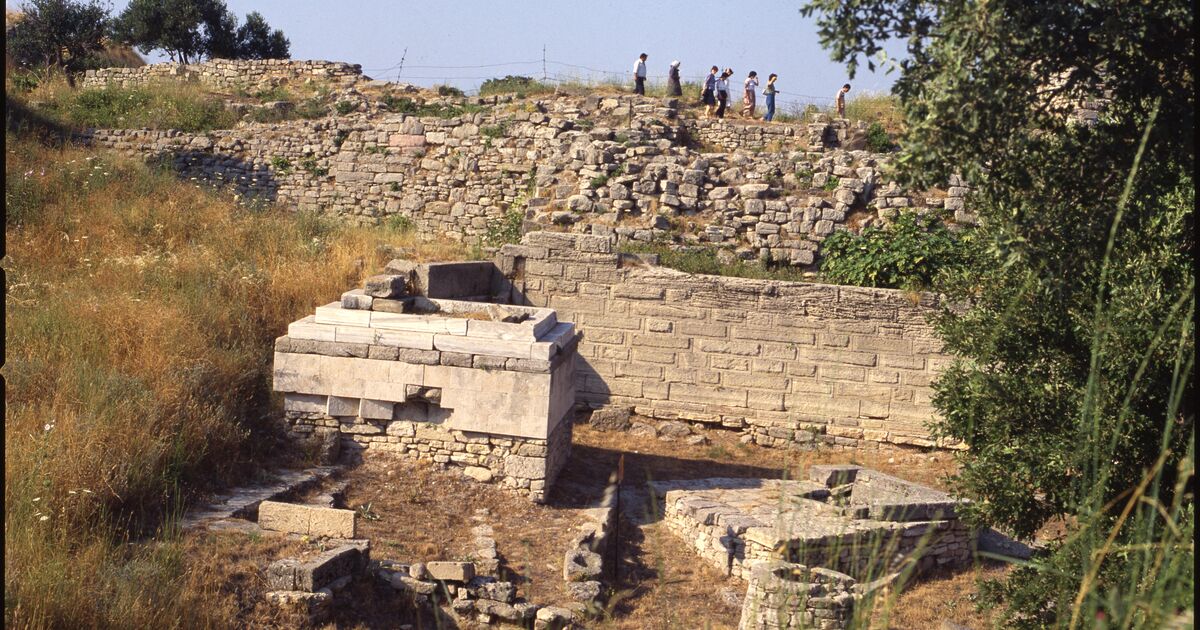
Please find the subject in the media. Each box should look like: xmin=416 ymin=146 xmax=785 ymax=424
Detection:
xmin=435 ymin=84 xmax=465 ymax=98
xmin=252 ymin=86 xmax=291 ymax=102
xmin=385 ymin=214 xmax=414 ymax=233
xmin=299 ymin=157 xmax=327 ymax=177
xmin=819 ymin=212 xmax=975 ymax=290
xmin=822 ymin=176 xmax=840 ymax=191
xmin=482 ymin=197 xmax=527 ymax=247
xmin=864 ymin=122 xmax=894 ymax=152
xmin=479 ymin=75 xmax=553 ymax=96
xmin=334 ymin=100 xmax=357 ymax=115
xmin=380 ymin=94 xmax=417 ymax=113
xmin=479 ymin=122 xmax=509 ymax=139
xmin=269 ymin=156 xmax=292 ymax=174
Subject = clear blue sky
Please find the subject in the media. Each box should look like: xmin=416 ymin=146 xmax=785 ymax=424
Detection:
xmin=9 ymin=0 xmax=907 ymax=110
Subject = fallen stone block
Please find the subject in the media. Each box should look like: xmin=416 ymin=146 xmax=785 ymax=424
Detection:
xmin=268 ymin=544 xmax=367 ymax=593
xmin=363 ymin=274 xmax=408 ymax=298
xmin=259 ymin=501 xmax=357 ymax=538
xmin=563 ymin=548 xmax=603 ymax=582
xmin=426 ymin=561 xmax=475 ymax=582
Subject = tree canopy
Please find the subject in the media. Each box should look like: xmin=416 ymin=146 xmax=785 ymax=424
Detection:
xmin=113 ymin=0 xmax=289 ymax=63
xmin=6 ymin=0 xmax=111 ymax=84
xmin=802 ymin=0 xmax=1193 ymax=625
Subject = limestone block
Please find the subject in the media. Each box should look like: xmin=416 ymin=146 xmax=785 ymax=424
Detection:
xmin=374 ymin=329 xmax=435 ymax=350
xmin=434 ymin=334 xmax=535 ymax=360
xmin=504 ymin=455 xmax=546 ymax=480
xmin=284 ymin=393 xmax=328 ymax=413
xmin=315 ymin=303 xmax=371 ymax=326
xmin=364 ymin=274 xmax=408 ymax=298
xmin=370 ymin=312 xmax=468 ymax=335
xmin=426 ymin=561 xmax=475 ymax=582
xmin=327 ymin=396 xmax=360 ymax=417
xmin=334 ymin=326 xmax=378 ymax=345
xmin=258 ymin=501 xmax=357 ymax=538
xmin=289 ymin=316 xmax=337 ymax=342
xmin=274 ymin=352 xmax=329 ymax=394
xmin=360 ymin=399 xmax=394 ymax=420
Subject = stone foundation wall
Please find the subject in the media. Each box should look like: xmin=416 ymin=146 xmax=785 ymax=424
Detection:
xmin=286 ymin=409 xmax=571 ymax=503
xmin=738 ymin=562 xmax=857 ymax=630
xmin=81 ymin=59 xmax=365 ymax=90
xmin=499 ymin=231 xmax=956 ymax=448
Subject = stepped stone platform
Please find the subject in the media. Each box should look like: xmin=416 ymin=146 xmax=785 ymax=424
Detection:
xmin=655 ymin=466 xmax=974 ymax=629
xmin=654 ymin=465 xmax=972 ymax=583
xmin=273 ymin=262 xmax=578 ymax=502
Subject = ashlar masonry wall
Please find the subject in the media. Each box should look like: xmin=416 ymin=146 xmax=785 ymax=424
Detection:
xmin=497 ymin=232 xmax=955 ymax=449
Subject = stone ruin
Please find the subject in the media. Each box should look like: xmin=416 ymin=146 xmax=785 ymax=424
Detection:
xmin=654 ymin=464 xmax=973 ymax=630
xmin=272 ymin=260 xmax=577 ymax=502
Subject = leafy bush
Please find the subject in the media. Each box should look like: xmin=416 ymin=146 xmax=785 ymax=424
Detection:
xmin=819 ymin=212 xmax=974 ymax=290
xmin=479 ymin=75 xmax=553 ymax=96
xmin=334 ymin=100 xmax=357 ymax=115
xmin=269 ymin=156 xmax=291 ymax=174
xmin=864 ymin=122 xmax=894 ymax=152
xmin=482 ymin=196 xmax=527 ymax=248
xmin=385 ymin=214 xmax=415 ymax=233
xmin=479 ymin=122 xmax=508 ymax=139
xmin=435 ymin=84 xmax=464 ymax=98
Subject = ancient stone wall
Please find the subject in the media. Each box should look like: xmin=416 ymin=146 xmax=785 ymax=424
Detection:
xmin=81 ymin=59 xmax=365 ymax=90
xmin=78 ymin=93 xmax=970 ymax=266
xmin=497 ymin=232 xmax=956 ymax=448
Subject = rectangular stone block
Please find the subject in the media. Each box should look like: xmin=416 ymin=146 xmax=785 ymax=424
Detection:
xmin=360 ymin=399 xmax=394 ymax=420
xmin=289 ymin=316 xmax=337 ymax=342
xmin=375 ymin=329 xmax=435 ymax=350
xmin=434 ymin=334 xmax=534 ymax=360
xmin=315 ymin=303 xmax=371 ymax=326
xmin=370 ymin=312 xmax=468 ymax=335
xmin=426 ymin=561 xmax=476 ymax=582
xmin=259 ymin=501 xmax=357 ymax=538
xmin=284 ymin=392 xmax=327 ymax=413
xmin=327 ymin=395 xmax=360 ymax=417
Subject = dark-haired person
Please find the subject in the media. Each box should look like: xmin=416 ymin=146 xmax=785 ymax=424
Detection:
xmin=667 ymin=60 xmax=683 ymax=97
xmin=762 ymin=73 xmax=779 ymax=121
xmin=741 ymin=70 xmax=759 ymax=118
xmin=701 ymin=65 xmax=718 ymax=118
xmin=715 ymin=68 xmax=732 ymax=119
xmin=836 ymin=83 xmax=850 ymax=118
xmin=633 ymin=53 xmax=648 ymax=95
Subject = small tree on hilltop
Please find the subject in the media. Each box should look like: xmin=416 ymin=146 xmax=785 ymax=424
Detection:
xmin=236 ymin=11 xmax=289 ymax=60
xmin=114 ymin=0 xmax=289 ymax=63
xmin=6 ymin=0 xmax=110 ymax=85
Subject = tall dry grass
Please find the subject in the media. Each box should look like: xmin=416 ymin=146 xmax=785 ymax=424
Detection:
xmin=3 ymin=134 xmax=469 ymax=628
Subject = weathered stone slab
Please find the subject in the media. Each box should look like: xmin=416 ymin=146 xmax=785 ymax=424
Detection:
xmin=425 ymin=561 xmax=475 ymax=582
xmin=259 ymin=501 xmax=357 ymax=538
xmin=314 ymin=303 xmax=371 ymax=326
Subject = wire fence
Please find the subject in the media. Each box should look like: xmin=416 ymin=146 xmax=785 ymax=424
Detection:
xmin=358 ymin=57 xmax=844 ymax=112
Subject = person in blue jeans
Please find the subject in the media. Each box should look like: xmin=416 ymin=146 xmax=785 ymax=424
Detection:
xmin=763 ymin=73 xmax=778 ymax=122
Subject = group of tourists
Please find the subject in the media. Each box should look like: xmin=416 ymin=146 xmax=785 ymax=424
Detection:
xmin=633 ymin=53 xmax=852 ymax=122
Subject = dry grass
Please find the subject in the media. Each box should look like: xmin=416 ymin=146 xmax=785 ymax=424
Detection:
xmin=868 ymin=562 xmax=1010 ymax=629
xmin=3 ymin=134 xmax=469 ymax=629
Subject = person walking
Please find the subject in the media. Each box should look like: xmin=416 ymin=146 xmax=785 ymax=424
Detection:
xmin=715 ymin=68 xmax=732 ymax=118
xmin=633 ymin=53 xmax=648 ymax=95
xmin=667 ymin=60 xmax=682 ymax=97
xmin=835 ymin=83 xmax=850 ymax=118
xmin=741 ymin=71 xmax=759 ymax=118
xmin=701 ymin=66 xmax=718 ymax=118
xmin=762 ymin=73 xmax=778 ymax=122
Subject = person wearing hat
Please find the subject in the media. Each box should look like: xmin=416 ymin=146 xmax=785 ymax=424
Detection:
xmin=667 ymin=60 xmax=682 ymax=97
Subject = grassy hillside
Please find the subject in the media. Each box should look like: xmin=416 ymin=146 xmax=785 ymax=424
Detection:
xmin=3 ymin=133 xmax=468 ymax=628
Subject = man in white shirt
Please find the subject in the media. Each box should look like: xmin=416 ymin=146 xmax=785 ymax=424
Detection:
xmin=633 ymin=53 xmax=648 ymax=95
